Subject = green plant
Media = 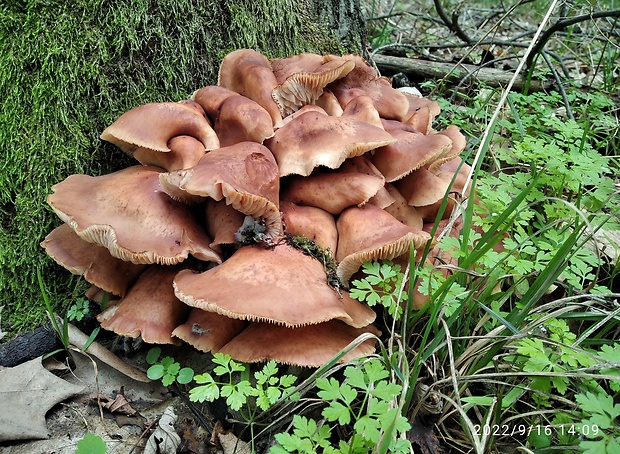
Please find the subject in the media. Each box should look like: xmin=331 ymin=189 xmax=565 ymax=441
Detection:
xmin=37 ymin=268 xmax=69 ymax=355
xmin=75 ymin=432 xmax=107 ymax=454
xmin=67 ymin=298 xmax=90 ymax=323
xmin=575 ymin=391 xmax=620 ymax=454
xmin=350 ymin=261 xmax=406 ymax=319
xmin=190 ymin=353 xmax=298 ymax=415
xmin=146 ymin=347 xmax=194 ymax=387
xmin=269 ymin=359 xmax=411 ymax=453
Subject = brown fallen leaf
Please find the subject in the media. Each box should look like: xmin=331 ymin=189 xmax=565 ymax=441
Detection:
xmin=406 ymin=415 xmax=442 ymax=454
xmin=145 ymin=406 xmax=182 ymax=454
xmin=90 ymin=392 xmax=138 ymax=416
xmin=0 ymin=356 xmax=84 ymax=442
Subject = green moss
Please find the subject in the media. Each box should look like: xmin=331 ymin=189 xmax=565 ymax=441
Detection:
xmin=0 ymin=0 xmax=363 ymax=338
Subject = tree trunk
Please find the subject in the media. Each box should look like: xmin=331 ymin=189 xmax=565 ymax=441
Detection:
xmin=0 ymin=0 xmax=366 ymax=338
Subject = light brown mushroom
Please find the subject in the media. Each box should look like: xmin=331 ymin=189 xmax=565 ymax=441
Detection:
xmin=214 ymin=95 xmax=275 ymax=146
xmin=41 ymin=223 xmax=147 ymax=297
xmin=265 ymin=110 xmax=395 ymax=177
xmin=401 ymin=91 xmax=441 ymax=135
xmin=203 ymin=199 xmax=246 ymax=250
xmin=172 ymin=308 xmax=248 ymax=353
xmin=382 ymin=184 xmax=424 ymax=231
xmin=96 ymin=265 xmax=192 ymax=345
xmin=132 ymin=135 xmax=207 ymax=171
xmin=271 ymin=53 xmax=355 ymax=116
xmin=336 ymin=204 xmax=431 ymax=285
xmin=191 ymin=85 xmax=240 ymax=122
xmin=341 ymin=95 xmax=384 ymax=129
xmin=217 ymin=49 xmax=283 ymax=127
xmin=47 ymin=165 xmax=221 ymax=265
xmin=371 ymin=128 xmax=452 ymax=182
xmin=280 ymin=164 xmax=385 ymax=215
xmin=219 ymin=320 xmax=381 ymax=367
xmin=280 ymin=201 xmax=338 ymax=252
xmin=280 ymin=104 xmax=328 ymax=126
xmin=100 ymin=102 xmax=219 ymax=154
xmin=316 ymin=90 xmax=344 ymax=116
xmin=428 ymin=125 xmax=468 ymax=172
xmin=173 ymin=243 xmax=376 ymax=328
xmin=325 ymin=54 xmax=409 ymax=120
xmin=394 ymin=165 xmax=453 ymax=209
xmin=159 ymin=141 xmax=282 ymax=237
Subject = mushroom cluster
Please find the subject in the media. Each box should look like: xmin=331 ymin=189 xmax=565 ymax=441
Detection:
xmin=41 ymin=49 xmax=469 ymax=367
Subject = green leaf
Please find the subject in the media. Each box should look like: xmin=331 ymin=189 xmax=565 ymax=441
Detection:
xmin=363 ymin=359 xmax=390 ymax=383
xmin=189 ymin=381 xmax=220 ymax=403
xmin=147 ymin=364 xmax=164 ymax=380
xmin=145 ymin=347 xmax=161 ymax=365
xmin=371 ymin=381 xmax=402 ymax=401
xmin=160 ymin=356 xmax=175 ymax=369
xmin=322 ymin=401 xmax=351 ymax=425
xmin=316 ymin=377 xmax=342 ymax=401
xmin=75 ymin=433 xmax=107 ymax=454
xmin=344 ymin=366 xmax=367 ymax=390
xmin=272 ymin=433 xmax=302 ymax=452
xmin=279 ymin=374 xmax=297 ymax=388
xmin=161 ymin=373 xmax=175 ymax=387
xmin=177 ymin=367 xmax=194 ymax=385
xmin=353 ymin=414 xmax=382 ymax=444
xmin=166 ymin=361 xmax=180 ymax=376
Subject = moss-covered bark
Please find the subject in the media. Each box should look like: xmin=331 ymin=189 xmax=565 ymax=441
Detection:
xmin=0 ymin=0 xmax=366 ymax=337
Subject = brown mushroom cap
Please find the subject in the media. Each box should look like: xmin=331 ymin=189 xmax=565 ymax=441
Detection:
xmin=219 ymin=320 xmax=381 ymax=367
xmin=96 ymin=265 xmax=191 ymax=344
xmin=382 ymin=184 xmax=424 ymax=231
xmin=217 ymin=49 xmax=283 ymax=127
xmin=401 ymin=92 xmax=441 ymax=135
xmin=191 ymin=85 xmax=240 ymax=122
xmin=280 ymin=104 xmax=328 ymax=126
xmin=271 ymin=53 xmax=355 ymax=117
xmin=47 ymin=165 xmax=221 ymax=265
xmin=341 ymin=95 xmax=384 ymax=129
xmin=280 ymin=201 xmax=338 ymax=252
xmin=214 ymin=95 xmax=275 ymax=146
xmin=367 ymin=185 xmax=397 ymax=209
xmin=85 ymin=285 xmax=120 ymax=305
xmin=281 ymin=167 xmax=384 ymax=215
xmin=428 ymin=125 xmax=467 ymax=172
xmin=265 ymin=111 xmax=396 ymax=177
xmin=336 ymin=204 xmax=431 ymax=285
xmin=100 ymin=102 xmax=219 ymax=154
xmin=325 ymin=54 xmax=409 ymax=120
xmin=172 ymin=308 xmax=248 ymax=353
xmin=41 ymin=223 xmax=147 ymax=297
xmin=316 ymin=90 xmax=344 ymax=116
xmin=203 ymin=199 xmax=246 ymax=249
xmin=371 ymin=128 xmax=452 ymax=182
xmin=133 ymin=135 xmax=207 ymax=171
xmin=394 ymin=165 xmax=453 ymax=208
xmin=173 ymin=243 xmax=376 ymax=328
xmin=159 ymin=141 xmax=282 ymax=237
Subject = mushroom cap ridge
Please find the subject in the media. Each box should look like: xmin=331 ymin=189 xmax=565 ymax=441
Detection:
xmin=47 ymin=165 xmax=221 ymax=265
xmin=173 ymin=243 xmax=376 ymax=328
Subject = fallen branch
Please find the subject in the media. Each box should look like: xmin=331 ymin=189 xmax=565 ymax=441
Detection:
xmin=372 ymin=54 xmax=553 ymax=92
xmin=56 ymin=315 xmax=150 ymax=383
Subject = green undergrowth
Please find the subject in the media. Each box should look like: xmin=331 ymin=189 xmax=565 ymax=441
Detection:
xmin=397 ymin=78 xmax=620 ymax=452
xmin=0 ymin=0 xmax=357 ymax=338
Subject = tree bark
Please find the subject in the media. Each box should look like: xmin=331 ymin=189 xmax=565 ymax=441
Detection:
xmin=0 ymin=0 xmax=366 ymax=339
